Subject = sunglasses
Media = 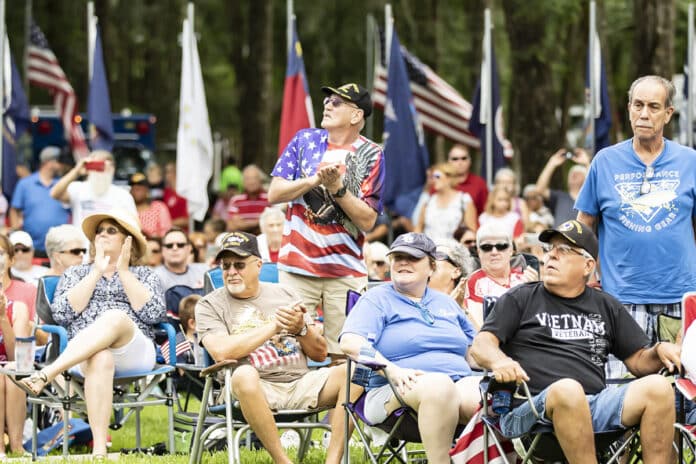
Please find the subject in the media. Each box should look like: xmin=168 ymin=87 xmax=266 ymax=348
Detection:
xmin=221 ymin=260 xmax=254 ymax=272
xmin=412 ymin=301 xmax=435 ymax=325
xmin=163 ymin=242 xmax=188 ymax=249
xmin=372 ymin=260 xmax=387 ymax=266
xmin=96 ymin=225 xmax=122 ymax=236
xmin=323 ymin=96 xmax=359 ymax=109
xmin=463 ymin=239 xmax=477 ymax=246
xmin=639 ymin=166 xmax=654 ymax=195
xmin=479 ymin=243 xmax=510 ymax=253
xmin=13 ymin=246 xmax=32 ymax=253
xmin=542 ymin=243 xmax=592 ymax=259
xmin=449 ymin=156 xmax=470 ymax=161
xmin=150 ymin=249 xmax=161 ymax=254
xmin=60 ymin=248 xmax=87 ymax=256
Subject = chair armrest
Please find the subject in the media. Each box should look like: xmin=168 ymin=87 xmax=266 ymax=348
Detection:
xmin=155 ymin=322 xmax=177 ymax=366
xmin=38 ymin=324 xmax=68 ymax=353
xmin=200 ymin=359 xmax=238 ymax=377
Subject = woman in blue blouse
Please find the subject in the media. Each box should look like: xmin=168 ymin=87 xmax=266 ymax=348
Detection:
xmin=19 ymin=209 xmax=165 ymax=458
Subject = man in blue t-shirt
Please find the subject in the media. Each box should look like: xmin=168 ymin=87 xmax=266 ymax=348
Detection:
xmin=575 ymin=75 xmax=696 ymax=378
xmin=10 ymin=146 xmax=69 ymax=255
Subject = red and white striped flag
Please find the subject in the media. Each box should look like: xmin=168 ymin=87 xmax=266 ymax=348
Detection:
xmin=373 ymin=40 xmax=480 ymax=149
xmin=27 ymin=21 xmax=89 ymax=159
xmin=450 ymin=407 xmax=518 ymax=464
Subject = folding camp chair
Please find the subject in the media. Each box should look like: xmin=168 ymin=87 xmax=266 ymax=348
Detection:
xmin=477 ymin=377 xmax=639 ymax=464
xmin=675 ymin=291 xmax=696 ymax=463
xmin=2 ymin=275 xmax=178 ymax=459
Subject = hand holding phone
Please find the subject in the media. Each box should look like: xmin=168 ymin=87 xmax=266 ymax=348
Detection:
xmin=85 ymin=160 xmax=106 ymax=172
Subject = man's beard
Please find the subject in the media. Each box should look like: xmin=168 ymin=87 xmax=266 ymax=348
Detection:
xmin=87 ymin=171 xmax=114 ymax=196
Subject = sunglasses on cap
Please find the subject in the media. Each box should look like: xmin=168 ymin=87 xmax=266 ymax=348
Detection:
xmin=13 ymin=245 xmax=32 ymax=253
xmin=639 ymin=166 xmax=654 ymax=195
xmin=163 ymin=242 xmax=188 ymax=249
xmin=60 ymin=248 xmax=87 ymax=256
xmin=479 ymin=243 xmax=510 ymax=253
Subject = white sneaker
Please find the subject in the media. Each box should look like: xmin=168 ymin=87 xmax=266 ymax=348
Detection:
xmin=280 ymin=430 xmax=301 ymax=449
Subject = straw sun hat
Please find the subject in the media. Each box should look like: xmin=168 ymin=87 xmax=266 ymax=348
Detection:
xmin=81 ymin=209 xmax=148 ymax=257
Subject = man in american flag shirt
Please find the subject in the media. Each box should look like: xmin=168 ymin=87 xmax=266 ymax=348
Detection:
xmin=269 ymin=83 xmax=385 ymax=360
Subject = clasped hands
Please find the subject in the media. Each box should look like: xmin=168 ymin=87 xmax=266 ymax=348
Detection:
xmin=312 ymin=162 xmax=343 ymax=194
xmin=93 ymin=236 xmax=132 ymax=275
xmin=273 ymin=302 xmax=307 ymax=336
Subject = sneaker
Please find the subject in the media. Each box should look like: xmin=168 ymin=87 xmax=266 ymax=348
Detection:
xmin=280 ymin=430 xmax=301 ymax=449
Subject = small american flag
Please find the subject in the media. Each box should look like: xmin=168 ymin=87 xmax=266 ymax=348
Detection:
xmin=27 ymin=21 xmax=88 ymax=158
xmin=450 ymin=407 xmax=518 ymax=464
xmin=160 ymin=336 xmax=192 ymax=364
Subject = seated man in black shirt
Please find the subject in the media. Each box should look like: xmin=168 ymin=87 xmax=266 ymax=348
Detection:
xmin=470 ymin=220 xmax=680 ymax=463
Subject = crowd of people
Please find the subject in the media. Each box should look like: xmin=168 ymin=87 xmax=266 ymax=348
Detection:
xmin=0 ymin=74 xmax=692 ymax=463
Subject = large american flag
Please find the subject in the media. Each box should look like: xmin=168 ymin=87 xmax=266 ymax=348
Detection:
xmin=373 ymin=40 xmax=480 ymax=148
xmin=27 ymin=21 xmax=88 ymax=157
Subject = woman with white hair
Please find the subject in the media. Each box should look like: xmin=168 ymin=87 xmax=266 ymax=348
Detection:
xmin=256 ymin=207 xmax=285 ymax=263
xmin=465 ymin=223 xmax=538 ymax=327
xmin=429 ymin=239 xmax=478 ymax=329
xmin=18 ymin=209 xmax=165 ymax=459
xmin=494 ymin=167 xmax=529 ymax=227
xmin=44 ymin=224 xmax=87 ymax=276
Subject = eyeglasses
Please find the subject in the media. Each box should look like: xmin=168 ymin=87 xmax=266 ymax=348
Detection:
xmin=412 ymin=301 xmax=435 ymax=325
xmin=479 ymin=243 xmax=510 ymax=253
xmin=60 ymin=248 xmax=86 ymax=256
xmin=13 ymin=246 xmax=32 ymax=253
xmin=323 ymin=96 xmax=358 ymax=109
xmin=639 ymin=166 xmax=654 ymax=195
xmin=542 ymin=243 xmax=593 ymax=259
xmin=163 ymin=242 xmax=188 ymax=249
xmin=221 ymin=260 xmax=253 ymax=272
xmin=449 ymin=156 xmax=470 ymax=161
xmin=96 ymin=225 xmax=121 ymax=236
xmin=463 ymin=239 xmax=477 ymax=246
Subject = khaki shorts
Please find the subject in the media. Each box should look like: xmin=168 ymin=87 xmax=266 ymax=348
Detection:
xmin=229 ymin=368 xmax=331 ymax=411
xmin=279 ymin=271 xmax=367 ymax=355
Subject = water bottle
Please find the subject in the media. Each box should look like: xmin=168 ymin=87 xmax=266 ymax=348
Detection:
xmin=352 ymin=346 xmax=376 ymax=387
xmin=192 ymin=333 xmax=204 ymax=367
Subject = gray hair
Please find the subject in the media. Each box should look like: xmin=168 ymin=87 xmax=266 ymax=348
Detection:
xmin=494 ymin=167 xmax=521 ymax=196
xmin=434 ymin=238 xmax=475 ymax=277
xmin=45 ymin=224 xmax=85 ymax=261
xmin=476 ymin=222 xmax=513 ymax=247
xmin=259 ymin=207 xmax=285 ymax=234
xmin=627 ymin=75 xmax=675 ymax=108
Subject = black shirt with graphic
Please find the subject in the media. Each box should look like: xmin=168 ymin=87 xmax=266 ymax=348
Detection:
xmin=482 ymin=282 xmax=649 ymax=395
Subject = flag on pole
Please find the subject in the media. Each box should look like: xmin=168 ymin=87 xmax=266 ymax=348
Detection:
xmin=277 ymin=16 xmax=314 ymax=156
xmin=382 ymin=29 xmax=430 ymax=219
xmin=176 ymin=18 xmax=213 ymax=222
xmin=27 ymin=21 xmax=88 ymax=158
xmin=87 ymin=24 xmax=113 ymax=152
xmin=2 ymin=37 xmax=29 ymax=199
xmin=372 ymin=35 xmax=479 ymax=148
xmin=468 ymin=31 xmax=513 ymax=182
xmin=585 ymin=30 xmax=611 ymax=152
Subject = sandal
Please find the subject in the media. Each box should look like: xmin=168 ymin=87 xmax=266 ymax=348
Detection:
xmin=17 ymin=371 xmax=48 ymax=396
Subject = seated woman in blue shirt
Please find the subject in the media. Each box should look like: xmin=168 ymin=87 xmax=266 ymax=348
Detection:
xmin=340 ymin=233 xmax=480 ymax=464
xmin=18 ymin=209 xmax=165 ymax=459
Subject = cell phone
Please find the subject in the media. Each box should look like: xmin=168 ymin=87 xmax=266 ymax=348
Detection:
xmin=85 ymin=160 xmax=106 ymax=171
xmin=565 ymin=151 xmax=574 ymax=160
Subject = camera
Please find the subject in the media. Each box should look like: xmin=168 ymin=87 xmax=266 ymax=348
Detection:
xmin=565 ymin=151 xmax=574 ymax=160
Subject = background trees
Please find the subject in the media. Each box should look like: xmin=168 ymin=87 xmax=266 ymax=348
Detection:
xmin=5 ymin=0 xmax=686 ymax=188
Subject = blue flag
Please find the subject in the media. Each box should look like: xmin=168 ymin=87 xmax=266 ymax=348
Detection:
xmin=2 ymin=50 xmax=30 ymax=199
xmin=87 ymin=25 xmax=113 ymax=152
xmin=382 ymin=30 xmax=430 ymax=219
xmin=585 ymin=32 xmax=611 ymax=153
xmin=469 ymin=36 xmax=511 ymax=184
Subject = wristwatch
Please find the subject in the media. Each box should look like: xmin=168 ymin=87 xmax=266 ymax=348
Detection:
xmin=332 ymin=185 xmax=347 ymax=198
xmin=295 ymin=324 xmax=308 ymax=337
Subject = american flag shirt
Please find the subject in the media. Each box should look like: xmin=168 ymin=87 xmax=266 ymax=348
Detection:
xmin=272 ymin=129 xmax=385 ymax=278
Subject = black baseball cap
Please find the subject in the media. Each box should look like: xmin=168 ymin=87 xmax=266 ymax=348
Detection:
xmin=321 ymin=83 xmax=372 ymax=117
xmin=129 ymin=172 xmax=149 ymax=187
xmin=539 ymin=220 xmax=598 ymax=259
xmin=215 ymin=232 xmax=262 ymax=260
xmin=387 ymin=233 xmax=446 ymax=260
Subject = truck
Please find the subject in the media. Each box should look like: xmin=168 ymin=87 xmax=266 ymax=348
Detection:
xmin=30 ymin=108 xmax=157 ymax=184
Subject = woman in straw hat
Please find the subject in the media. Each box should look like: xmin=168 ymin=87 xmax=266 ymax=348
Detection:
xmin=18 ymin=208 xmax=165 ymax=459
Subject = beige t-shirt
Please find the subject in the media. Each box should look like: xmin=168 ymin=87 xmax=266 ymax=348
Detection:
xmin=195 ymin=282 xmax=311 ymax=382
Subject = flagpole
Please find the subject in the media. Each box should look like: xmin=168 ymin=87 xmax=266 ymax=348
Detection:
xmin=87 ymin=1 xmax=94 ymax=83
xmin=688 ymin=3 xmax=694 ymax=148
xmin=0 ymin=0 xmax=5 ymax=189
xmin=287 ymin=0 xmax=293 ymax=54
xmin=187 ymin=1 xmax=195 ymax=233
xmin=365 ymin=14 xmax=376 ymax=140
xmin=385 ymin=4 xmax=393 ymax=69
xmin=588 ymin=0 xmax=597 ymax=156
xmin=484 ymin=8 xmax=493 ymax=187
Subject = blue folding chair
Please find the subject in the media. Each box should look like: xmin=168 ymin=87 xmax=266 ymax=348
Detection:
xmin=12 ymin=275 xmax=178 ymax=459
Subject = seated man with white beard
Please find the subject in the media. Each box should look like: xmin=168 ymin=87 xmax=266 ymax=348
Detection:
xmin=50 ymin=150 xmax=137 ymax=227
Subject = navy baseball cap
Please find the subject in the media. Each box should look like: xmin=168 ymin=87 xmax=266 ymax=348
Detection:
xmin=539 ymin=220 xmax=598 ymax=259
xmin=387 ymin=233 xmax=446 ymax=260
